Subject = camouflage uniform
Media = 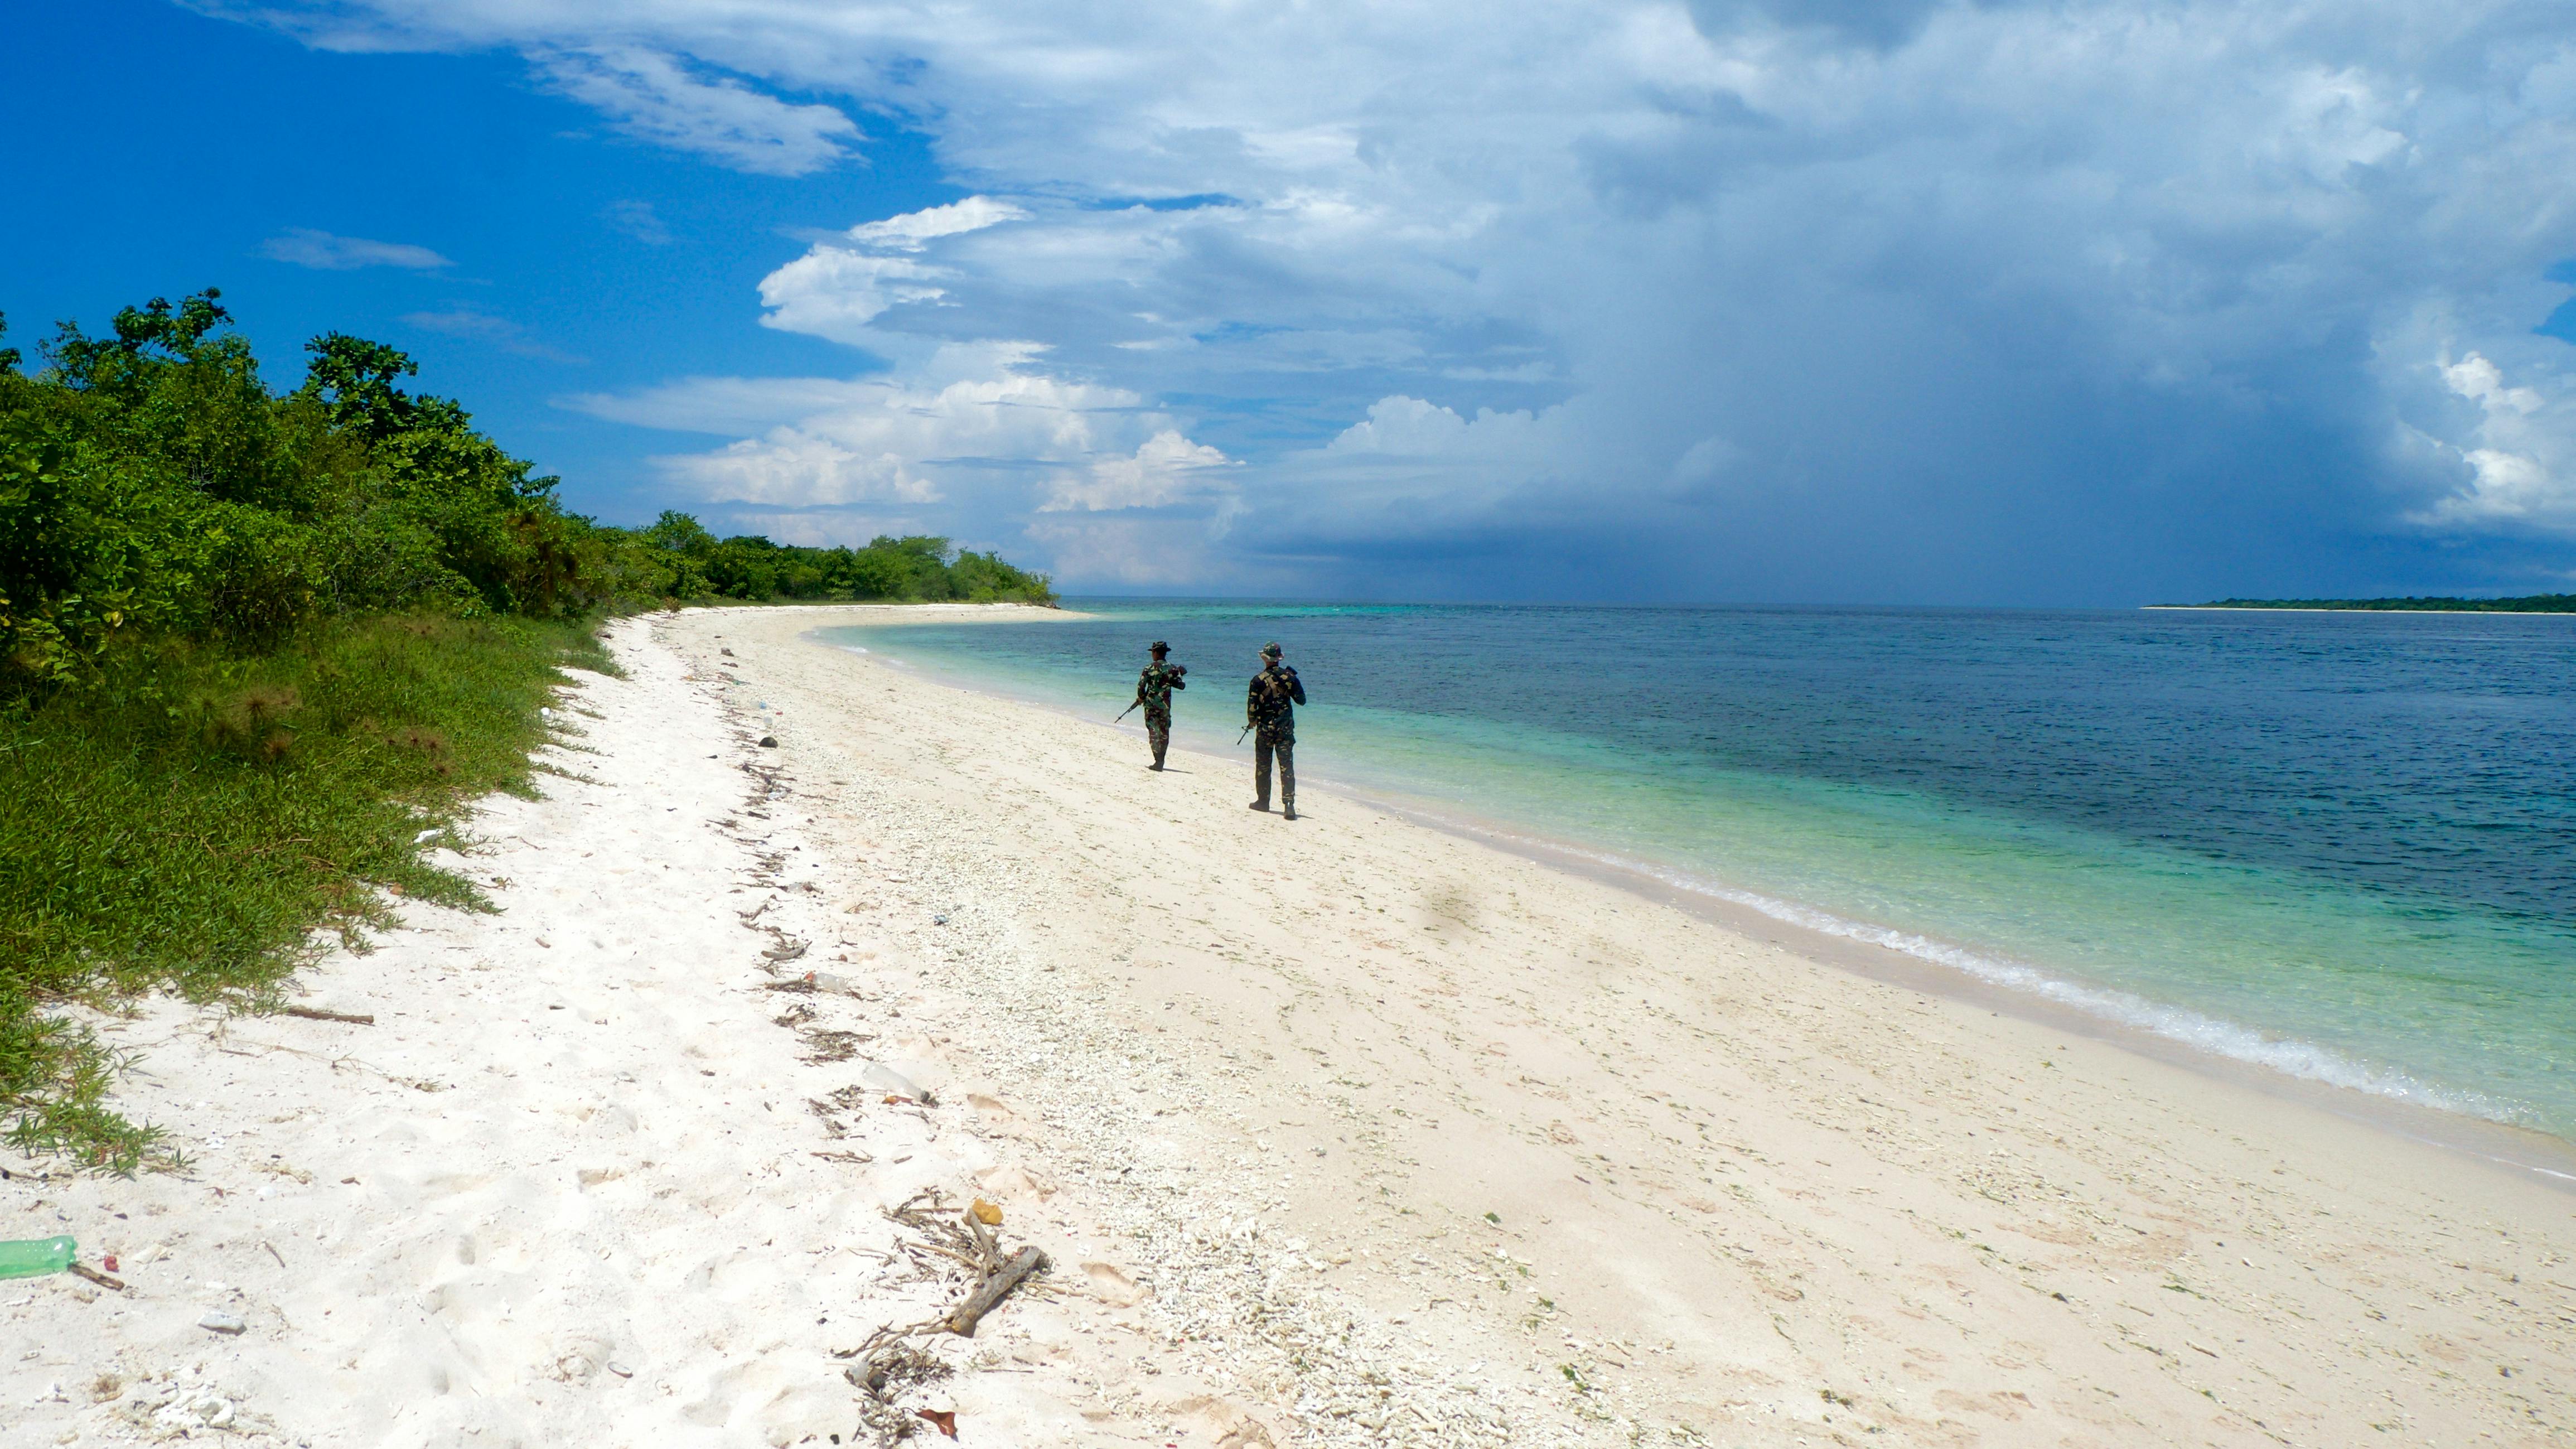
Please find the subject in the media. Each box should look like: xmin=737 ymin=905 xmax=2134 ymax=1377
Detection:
xmin=1246 ymin=656 xmax=1306 ymax=814
xmin=1134 ymin=660 xmax=1186 ymax=769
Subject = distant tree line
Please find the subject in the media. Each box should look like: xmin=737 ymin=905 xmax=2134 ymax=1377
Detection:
xmin=631 ymin=511 xmax=1052 ymax=610
xmin=0 ymin=288 xmax=1051 ymax=692
xmin=2191 ymin=596 xmax=2576 ymax=613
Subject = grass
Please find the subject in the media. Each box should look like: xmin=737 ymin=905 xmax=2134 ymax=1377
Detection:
xmin=0 ymin=612 xmax=613 ymax=1172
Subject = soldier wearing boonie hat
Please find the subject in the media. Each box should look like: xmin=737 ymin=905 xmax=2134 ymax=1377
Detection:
xmin=1134 ymin=640 xmax=1187 ymax=770
xmin=1245 ymin=641 xmax=1306 ymax=818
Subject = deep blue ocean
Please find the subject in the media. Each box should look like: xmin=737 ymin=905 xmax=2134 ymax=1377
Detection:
xmin=818 ymin=603 xmax=2576 ymax=1140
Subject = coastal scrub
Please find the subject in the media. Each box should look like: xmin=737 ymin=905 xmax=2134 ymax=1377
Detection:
xmin=0 ymin=615 xmax=606 ymax=1171
xmin=0 ymin=291 xmax=1047 ymax=1168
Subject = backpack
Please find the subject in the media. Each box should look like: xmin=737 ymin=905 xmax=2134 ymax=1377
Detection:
xmin=1253 ymin=666 xmax=1298 ymax=719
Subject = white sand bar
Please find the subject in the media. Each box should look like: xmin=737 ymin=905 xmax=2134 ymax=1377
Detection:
xmin=7 ymin=603 xmax=2573 ymax=1446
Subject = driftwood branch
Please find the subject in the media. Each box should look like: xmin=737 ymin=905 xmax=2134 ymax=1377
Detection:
xmin=281 ymin=1006 xmax=375 ymax=1025
xmin=68 ymin=1263 xmax=125 ymax=1292
xmin=945 ymin=1246 xmax=1046 ymax=1337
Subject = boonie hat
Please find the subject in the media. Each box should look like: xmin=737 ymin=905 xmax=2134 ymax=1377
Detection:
xmin=1149 ymin=640 xmax=1170 ymax=653
xmin=1260 ymin=641 xmax=1282 ymax=658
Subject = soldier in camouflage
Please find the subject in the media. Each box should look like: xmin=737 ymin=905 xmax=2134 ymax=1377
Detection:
xmin=1134 ymin=640 xmax=1186 ymax=770
xmin=1245 ymin=641 xmax=1306 ymax=819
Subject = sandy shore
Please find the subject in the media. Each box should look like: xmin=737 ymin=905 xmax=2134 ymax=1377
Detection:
xmin=7 ymin=602 xmax=2573 ymax=1447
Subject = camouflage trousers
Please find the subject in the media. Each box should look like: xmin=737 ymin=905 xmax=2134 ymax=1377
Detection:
xmin=1253 ymin=734 xmax=1294 ymax=810
xmin=1144 ymin=705 xmax=1171 ymax=768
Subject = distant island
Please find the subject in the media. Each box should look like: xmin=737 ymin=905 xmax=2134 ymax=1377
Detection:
xmin=2152 ymin=595 xmax=2576 ymax=614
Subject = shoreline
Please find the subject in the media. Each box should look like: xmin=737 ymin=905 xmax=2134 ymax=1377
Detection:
xmin=816 ymin=612 xmax=2576 ymax=1190
xmin=1339 ymin=790 xmax=2576 ymax=1188
xmin=1421 ymin=804 xmax=2576 ymax=1189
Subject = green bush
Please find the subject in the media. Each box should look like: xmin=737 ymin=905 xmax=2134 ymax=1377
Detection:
xmin=0 ymin=297 xmax=593 ymax=683
xmin=1 ymin=294 xmax=1056 ymax=691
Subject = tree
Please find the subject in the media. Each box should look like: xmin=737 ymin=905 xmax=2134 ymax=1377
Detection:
xmin=46 ymin=289 xmax=233 ymax=394
xmin=298 ymin=333 xmax=419 ymax=442
xmin=643 ymin=510 xmax=718 ymax=557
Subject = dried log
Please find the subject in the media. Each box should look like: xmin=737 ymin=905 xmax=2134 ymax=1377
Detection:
xmin=945 ymin=1246 xmax=1046 ymax=1337
xmin=281 ymin=1006 xmax=375 ymax=1025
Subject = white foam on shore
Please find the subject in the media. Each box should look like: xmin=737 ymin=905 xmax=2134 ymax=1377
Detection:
xmin=1692 ymin=873 xmax=2526 ymax=1124
xmin=1371 ymin=798 xmax=2539 ymax=1133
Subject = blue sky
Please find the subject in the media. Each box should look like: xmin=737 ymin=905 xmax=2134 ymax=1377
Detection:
xmin=5 ymin=0 xmax=2574 ymax=602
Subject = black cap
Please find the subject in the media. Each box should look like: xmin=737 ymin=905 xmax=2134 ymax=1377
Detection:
xmin=1149 ymin=640 xmax=1169 ymax=654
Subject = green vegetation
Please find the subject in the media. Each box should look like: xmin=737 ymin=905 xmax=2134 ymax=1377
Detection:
xmin=2179 ymin=595 xmax=2576 ymax=613
xmin=0 ymin=290 xmax=1050 ymax=1170
xmin=1 ymin=616 xmax=601 ymax=1170
xmin=630 ymin=509 xmax=1053 ymax=607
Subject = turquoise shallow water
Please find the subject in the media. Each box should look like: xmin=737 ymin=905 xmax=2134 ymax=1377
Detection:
xmin=819 ymin=602 xmax=2576 ymax=1139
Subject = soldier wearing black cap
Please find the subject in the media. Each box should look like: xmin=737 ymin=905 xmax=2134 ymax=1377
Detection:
xmin=1245 ymin=641 xmax=1306 ymax=818
xmin=1133 ymin=640 xmax=1187 ymax=770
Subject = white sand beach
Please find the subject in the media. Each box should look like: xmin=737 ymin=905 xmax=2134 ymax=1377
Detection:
xmin=7 ymin=603 xmax=2573 ymax=1447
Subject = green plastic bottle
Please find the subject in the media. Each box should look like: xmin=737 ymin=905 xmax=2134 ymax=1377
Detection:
xmin=0 ymin=1236 xmax=75 ymax=1279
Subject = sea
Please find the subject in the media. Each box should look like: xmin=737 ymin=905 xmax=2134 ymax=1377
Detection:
xmin=815 ymin=602 xmax=2576 ymax=1148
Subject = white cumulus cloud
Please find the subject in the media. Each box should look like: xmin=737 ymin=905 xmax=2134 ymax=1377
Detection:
xmin=755 ymin=197 xmax=1032 ymax=343
xmin=585 ymin=342 xmax=1235 ymax=549
xmin=1042 ymin=430 xmax=1236 ymax=512
xmin=659 ymin=432 xmax=938 ymax=508
xmin=848 ymin=197 xmax=1030 ymax=250
xmin=2408 ymin=351 xmax=2576 ymax=531
xmin=757 ymin=250 xmax=951 ymax=344
xmin=1325 ymin=398 xmax=1547 ymax=459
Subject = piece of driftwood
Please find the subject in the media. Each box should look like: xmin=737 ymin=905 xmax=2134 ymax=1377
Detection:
xmin=68 ymin=1263 xmax=125 ymax=1292
xmin=282 ymin=1006 xmax=375 ymax=1025
xmin=945 ymin=1246 xmax=1046 ymax=1337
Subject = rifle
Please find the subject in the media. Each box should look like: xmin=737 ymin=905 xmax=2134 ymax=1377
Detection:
xmin=1120 ymin=662 xmax=1183 ymax=723
xmin=1236 ymin=723 xmax=1253 ymax=745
